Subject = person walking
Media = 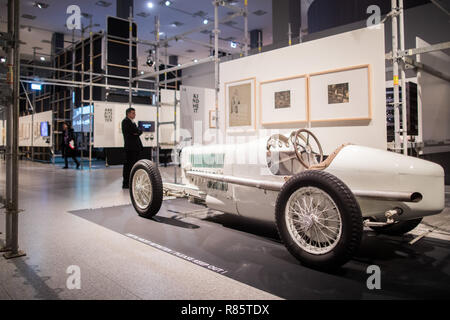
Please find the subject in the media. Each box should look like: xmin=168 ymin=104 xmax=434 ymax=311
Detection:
xmin=62 ymin=122 xmax=80 ymax=169
xmin=122 ymin=107 xmax=143 ymax=189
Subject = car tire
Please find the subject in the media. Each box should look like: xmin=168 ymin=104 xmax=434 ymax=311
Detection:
xmin=275 ymin=170 xmax=363 ymax=270
xmin=369 ymin=218 xmax=423 ymax=236
xmin=130 ymin=159 xmax=163 ymax=218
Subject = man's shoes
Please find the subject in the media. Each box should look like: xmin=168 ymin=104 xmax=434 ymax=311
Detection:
xmin=62 ymin=166 xmax=68 ymax=169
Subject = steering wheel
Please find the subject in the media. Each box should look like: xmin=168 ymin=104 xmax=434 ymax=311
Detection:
xmin=290 ymin=129 xmax=324 ymax=169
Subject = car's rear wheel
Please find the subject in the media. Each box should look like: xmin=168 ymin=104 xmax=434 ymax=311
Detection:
xmin=275 ymin=170 xmax=363 ymax=270
xmin=130 ymin=160 xmax=163 ymax=218
xmin=370 ymin=218 xmax=423 ymax=236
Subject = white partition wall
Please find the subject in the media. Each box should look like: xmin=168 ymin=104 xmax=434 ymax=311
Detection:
xmin=416 ymin=37 xmax=450 ymax=154
xmin=94 ymin=101 xmax=157 ymax=148
xmin=180 ymin=85 xmax=216 ymax=145
xmin=18 ymin=111 xmax=52 ymax=148
xmin=219 ymin=26 xmax=387 ymax=154
xmin=0 ymin=120 xmax=5 ymax=146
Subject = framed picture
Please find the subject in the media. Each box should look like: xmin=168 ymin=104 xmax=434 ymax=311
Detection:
xmin=209 ymin=109 xmax=218 ymax=129
xmin=260 ymin=75 xmax=308 ymax=126
xmin=225 ymin=78 xmax=256 ymax=132
xmin=309 ymin=65 xmax=372 ymax=122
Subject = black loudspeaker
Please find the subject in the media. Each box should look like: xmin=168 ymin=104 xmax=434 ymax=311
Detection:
xmin=405 ymin=82 xmax=418 ymax=136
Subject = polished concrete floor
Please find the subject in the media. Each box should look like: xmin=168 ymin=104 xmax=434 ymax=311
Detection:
xmin=0 ymin=160 xmax=279 ymax=300
xmin=0 ymin=160 xmax=449 ymax=300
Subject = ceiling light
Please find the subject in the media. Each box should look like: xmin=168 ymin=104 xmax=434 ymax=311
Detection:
xmin=147 ymin=2 xmax=154 ymax=8
xmin=177 ymin=63 xmax=181 ymax=67
xmin=140 ymin=71 xmax=145 ymax=75
xmin=165 ymin=1 xmax=171 ymax=6
xmin=230 ymin=41 xmax=237 ymax=48
xmin=193 ymin=59 xmax=198 ymax=63
xmin=137 ymin=12 xmax=150 ymax=18
xmin=203 ymin=19 xmax=208 ymax=25
xmin=95 ymin=1 xmax=112 ymax=7
xmin=40 ymin=57 xmax=46 ymax=61
xmin=22 ymin=14 xmax=36 ymax=20
xmin=34 ymin=2 xmax=49 ymax=9
xmin=0 ymin=57 xmax=6 ymax=63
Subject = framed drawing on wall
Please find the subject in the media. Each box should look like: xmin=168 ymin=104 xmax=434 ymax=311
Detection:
xmin=260 ymin=75 xmax=308 ymax=126
xmin=225 ymin=78 xmax=256 ymax=132
xmin=209 ymin=109 xmax=218 ymax=129
xmin=309 ymin=65 xmax=372 ymax=122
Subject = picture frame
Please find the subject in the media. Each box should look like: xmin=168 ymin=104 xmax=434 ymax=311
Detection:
xmin=209 ymin=109 xmax=218 ymax=129
xmin=259 ymin=74 xmax=308 ymax=126
xmin=309 ymin=64 xmax=372 ymax=122
xmin=225 ymin=77 xmax=256 ymax=132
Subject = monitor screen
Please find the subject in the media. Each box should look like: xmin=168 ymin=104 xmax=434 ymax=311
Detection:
xmin=40 ymin=122 xmax=49 ymax=137
xmin=138 ymin=121 xmax=155 ymax=132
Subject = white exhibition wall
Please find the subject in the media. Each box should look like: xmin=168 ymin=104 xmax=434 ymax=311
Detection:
xmin=179 ymin=85 xmax=216 ymax=145
xmin=18 ymin=111 xmax=52 ymax=148
xmin=218 ymin=25 xmax=387 ymax=154
xmin=94 ymin=101 xmax=157 ymax=148
xmin=0 ymin=120 xmax=4 ymax=147
xmin=416 ymin=37 xmax=450 ymax=154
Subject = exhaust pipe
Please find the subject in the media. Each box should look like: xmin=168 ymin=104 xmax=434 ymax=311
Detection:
xmin=186 ymin=171 xmax=423 ymax=203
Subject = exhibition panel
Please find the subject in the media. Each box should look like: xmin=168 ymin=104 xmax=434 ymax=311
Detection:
xmin=219 ymin=26 xmax=387 ymax=155
xmin=94 ymin=101 xmax=158 ymax=148
xmin=18 ymin=111 xmax=52 ymax=148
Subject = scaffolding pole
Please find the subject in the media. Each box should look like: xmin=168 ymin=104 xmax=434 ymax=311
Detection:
xmin=80 ymin=26 xmax=85 ymax=169
xmin=89 ymin=18 xmax=94 ymax=169
xmin=2 ymin=0 xmax=25 ymax=259
xmin=155 ymin=16 xmax=160 ymax=166
xmin=244 ymin=0 xmax=249 ymax=56
xmin=214 ymin=0 xmax=220 ymax=131
xmin=391 ymin=0 xmax=401 ymax=153
xmin=399 ymin=0 xmax=408 ymax=155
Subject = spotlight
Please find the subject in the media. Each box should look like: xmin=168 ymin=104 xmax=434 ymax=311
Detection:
xmin=203 ymin=19 xmax=208 ymax=25
xmin=146 ymin=56 xmax=155 ymax=67
xmin=140 ymin=71 xmax=144 ymax=75
xmin=165 ymin=1 xmax=171 ymax=6
xmin=147 ymin=2 xmax=154 ymax=8
xmin=230 ymin=41 xmax=237 ymax=48
xmin=193 ymin=59 xmax=198 ymax=63
xmin=0 ymin=57 xmax=6 ymax=63
xmin=40 ymin=56 xmax=46 ymax=61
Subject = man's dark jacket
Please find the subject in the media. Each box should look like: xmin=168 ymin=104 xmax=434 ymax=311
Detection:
xmin=122 ymin=117 xmax=143 ymax=151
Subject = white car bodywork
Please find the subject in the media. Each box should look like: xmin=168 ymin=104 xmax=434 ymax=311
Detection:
xmin=180 ymin=136 xmax=445 ymax=223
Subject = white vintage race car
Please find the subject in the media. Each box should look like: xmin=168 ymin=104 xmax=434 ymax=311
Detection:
xmin=129 ymin=129 xmax=445 ymax=269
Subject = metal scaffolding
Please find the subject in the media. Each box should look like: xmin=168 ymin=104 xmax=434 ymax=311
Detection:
xmin=0 ymin=0 xmax=25 ymax=259
xmin=386 ymin=0 xmax=450 ymax=155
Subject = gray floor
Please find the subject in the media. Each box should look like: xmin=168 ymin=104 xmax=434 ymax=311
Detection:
xmin=0 ymin=160 xmax=449 ymax=300
xmin=0 ymin=160 xmax=279 ymax=300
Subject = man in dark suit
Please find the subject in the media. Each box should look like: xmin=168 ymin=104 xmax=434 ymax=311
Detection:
xmin=122 ymin=107 xmax=143 ymax=189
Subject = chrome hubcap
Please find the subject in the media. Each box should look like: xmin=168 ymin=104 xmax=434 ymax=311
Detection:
xmin=285 ymin=187 xmax=342 ymax=255
xmin=132 ymin=169 xmax=152 ymax=210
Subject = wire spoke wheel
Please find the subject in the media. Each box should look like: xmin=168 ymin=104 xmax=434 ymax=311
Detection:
xmin=132 ymin=169 xmax=153 ymax=210
xmin=285 ymin=186 xmax=342 ymax=255
xmin=275 ymin=170 xmax=363 ymax=269
xmin=130 ymin=160 xmax=163 ymax=218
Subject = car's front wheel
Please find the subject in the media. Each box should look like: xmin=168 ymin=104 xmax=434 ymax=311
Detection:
xmin=275 ymin=170 xmax=363 ymax=270
xmin=130 ymin=160 xmax=163 ymax=218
